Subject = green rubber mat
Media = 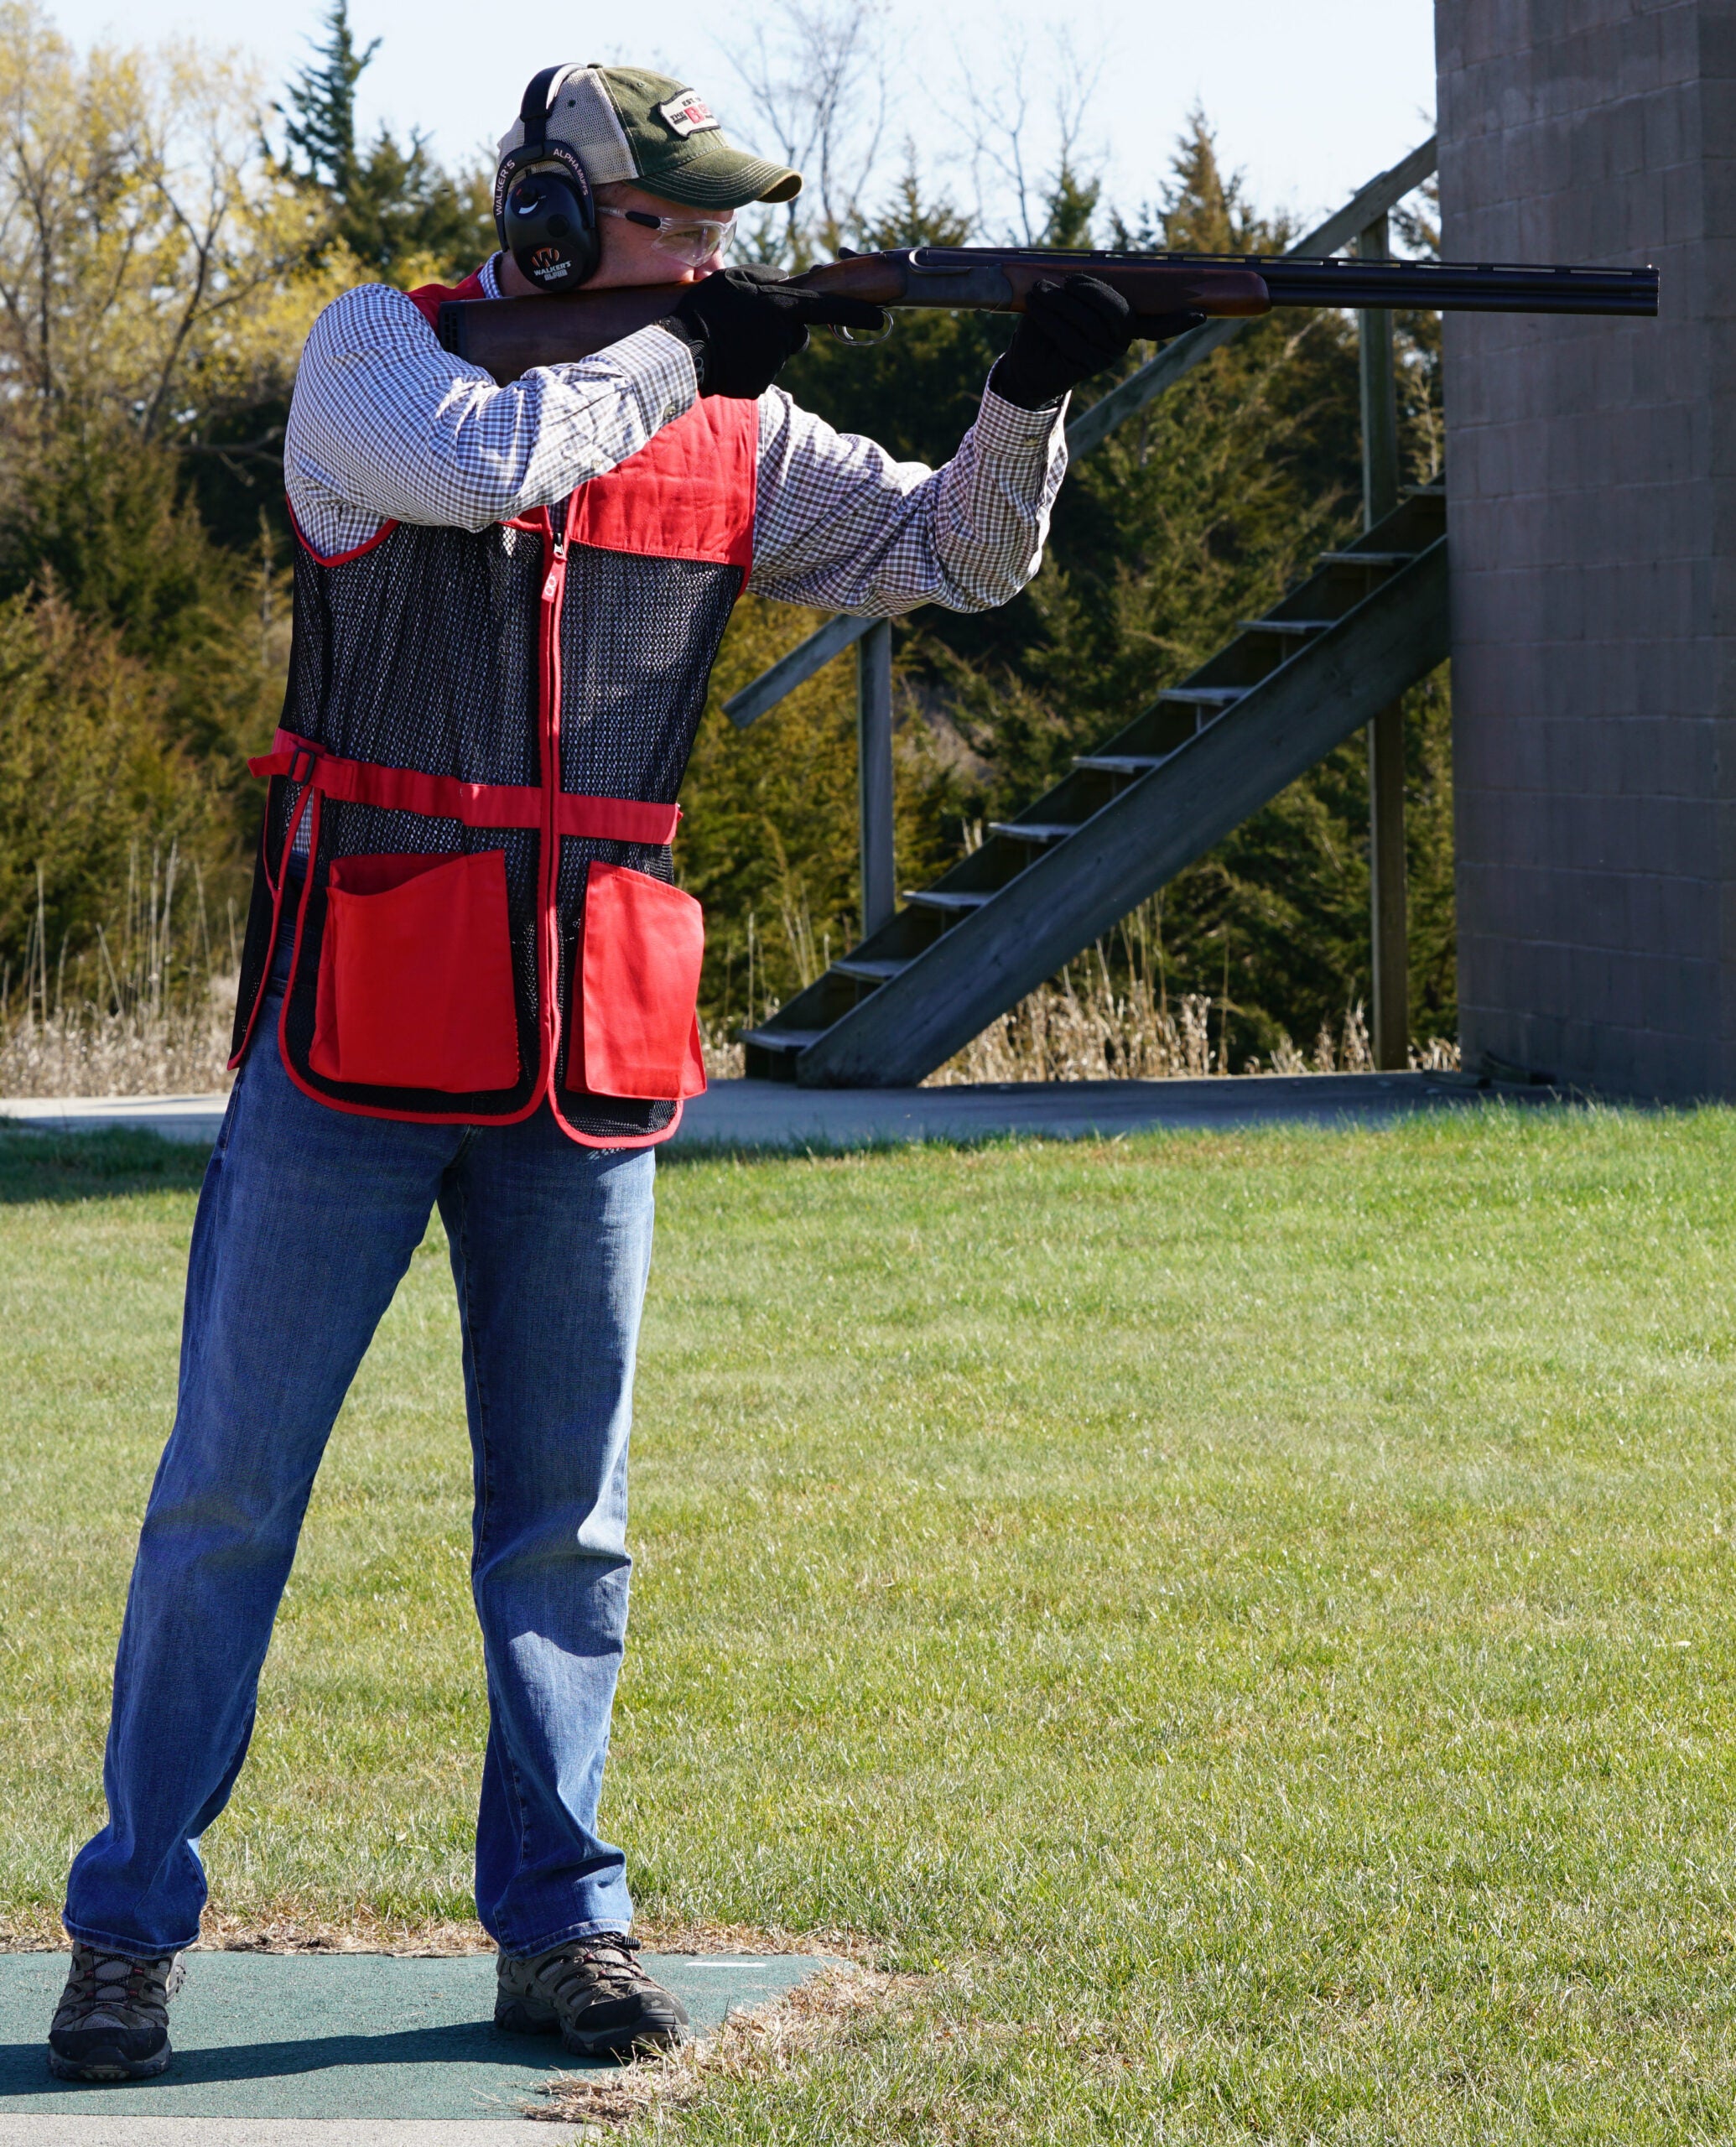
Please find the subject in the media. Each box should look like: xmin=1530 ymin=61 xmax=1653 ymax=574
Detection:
xmin=0 ymin=1952 xmax=825 ymax=2118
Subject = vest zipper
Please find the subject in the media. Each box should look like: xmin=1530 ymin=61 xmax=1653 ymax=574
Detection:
xmin=542 ymin=531 xmax=567 ymax=602
xmin=538 ymin=517 xmax=571 ymax=1094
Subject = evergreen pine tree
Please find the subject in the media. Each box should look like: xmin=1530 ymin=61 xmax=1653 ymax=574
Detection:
xmin=277 ymin=0 xmax=377 ymax=199
xmin=275 ymin=1 xmax=489 ymax=283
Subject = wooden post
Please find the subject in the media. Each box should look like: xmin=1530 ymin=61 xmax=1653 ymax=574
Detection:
xmin=856 ymin=618 xmax=896 ymax=939
xmin=1359 ymin=215 xmax=1409 ymax=1072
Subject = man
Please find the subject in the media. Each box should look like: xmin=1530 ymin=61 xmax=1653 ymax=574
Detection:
xmin=46 ymin=63 xmax=1134 ymax=2080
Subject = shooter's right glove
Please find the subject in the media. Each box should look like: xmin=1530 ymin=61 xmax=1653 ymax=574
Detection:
xmin=663 ymin=267 xmax=886 ymax=400
xmin=991 ymin=273 xmax=1140 ymax=409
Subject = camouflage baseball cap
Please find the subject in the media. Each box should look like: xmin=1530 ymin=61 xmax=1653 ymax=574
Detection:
xmin=496 ymin=65 xmax=802 ymax=211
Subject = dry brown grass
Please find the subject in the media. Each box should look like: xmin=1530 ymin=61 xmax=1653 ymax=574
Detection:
xmin=0 ymin=1903 xmax=494 ymax=1955
xmin=2 ymin=1903 xmax=877 ymax=1962
xmin=699 ymin=1016 xmax=746 ymax=1084
xmin=530 ymin=1962 xmax=922 ymax=2130
xmin=0 ymin=986 xmax=236 ymax=1098
xmin=928 ymin=967 xmax=1460 ymax=1085
xmin=1 ymin=842 xmax=239 ymax=1097
xmin=928 ymin=974 xmax=1219 ymax=1084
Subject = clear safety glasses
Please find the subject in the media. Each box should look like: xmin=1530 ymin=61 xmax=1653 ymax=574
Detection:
xmin=596 ymin=205 xmax=736 ymax=269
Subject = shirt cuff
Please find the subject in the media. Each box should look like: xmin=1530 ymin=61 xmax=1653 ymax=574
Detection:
xmin=974 ymin=377 xmax=1070 ymax=500
xmin=977 ymin=377 xmax=1070 ymax=440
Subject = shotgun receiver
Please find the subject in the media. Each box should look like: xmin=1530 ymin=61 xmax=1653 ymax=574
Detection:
xmin=436 ymin=247 xmax=1661 ymax=386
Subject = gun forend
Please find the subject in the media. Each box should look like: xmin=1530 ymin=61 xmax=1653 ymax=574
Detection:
xmin=791 ymin=250 xmax=1271 ymax=321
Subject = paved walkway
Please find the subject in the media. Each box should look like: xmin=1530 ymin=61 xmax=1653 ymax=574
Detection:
xmin=0 ymin=2127 xmax=560 ymax=2144
xmin=0 ymin=1070 xmax=1514 ymax=1154
xmin=673 ymin=1069 xmax=1496 ymax=1145
xmin=0 ymin=1949 xmax=824 ymax=2136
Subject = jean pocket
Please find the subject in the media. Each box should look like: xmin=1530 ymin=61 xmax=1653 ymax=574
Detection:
xmin=309 ymin=850 xmax=521 ymax=1092
xmin=566 ymin=862 xmax=705 ymax=1101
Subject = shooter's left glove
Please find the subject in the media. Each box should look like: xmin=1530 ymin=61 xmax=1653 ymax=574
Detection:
xmin=663 ymin=265 xmax=886 ymax=401
xmin=991 ymin=274 xmax=1139 ymax=410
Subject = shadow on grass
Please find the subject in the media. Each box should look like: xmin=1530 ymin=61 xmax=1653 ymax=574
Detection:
xmin=660 ymin=1133 xmax=1009 ymax=1165
xmin=0 ymin=1124 xmax=211 ymax=1204
xmin=0 ymin=1117 xmax=966 ymax=1200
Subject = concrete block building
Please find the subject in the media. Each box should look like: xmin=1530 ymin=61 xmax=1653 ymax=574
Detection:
xmin=1436 ymin=2 xmax=1733 ymax=1096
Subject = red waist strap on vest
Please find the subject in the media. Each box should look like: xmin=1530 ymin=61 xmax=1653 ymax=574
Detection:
xmin=249 ymin=730 xmax=683 ymax=845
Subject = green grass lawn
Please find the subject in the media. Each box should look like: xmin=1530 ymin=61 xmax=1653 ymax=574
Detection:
xmin=4 ymin=1107 xmax=1736 ymax=2140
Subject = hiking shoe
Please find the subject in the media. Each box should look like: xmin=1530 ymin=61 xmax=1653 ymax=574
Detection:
xmin=47 ymin=1944 xmax=185 ymax=2081
xmin=495 ymin=1932 xmax=690 ymax=2059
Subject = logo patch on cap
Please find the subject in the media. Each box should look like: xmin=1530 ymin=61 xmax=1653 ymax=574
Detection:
xmin=658 ymin=91 xmax=719 ymax=138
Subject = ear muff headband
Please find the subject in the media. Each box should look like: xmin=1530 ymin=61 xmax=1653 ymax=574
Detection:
xmin=494 ymin=65 xmax=600 ymax=290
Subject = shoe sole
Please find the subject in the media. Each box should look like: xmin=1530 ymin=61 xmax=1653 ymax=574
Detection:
xmin=47 ymin=2049 xmax=172 ymax=2082
xmin=496 ymin=1991 xmax=691 ymax=2060
xmin=559 ymin=2020 xmax=692 ymax=2060
xmin=494 ymin=1999 xmax=560 ymax=2036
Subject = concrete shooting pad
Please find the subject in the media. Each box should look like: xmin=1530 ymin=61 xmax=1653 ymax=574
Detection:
xmin=0 ymin=1950 xmax=827 ymax=2132
xmin=0 ymin=1068 xmax=1546 ymax=1155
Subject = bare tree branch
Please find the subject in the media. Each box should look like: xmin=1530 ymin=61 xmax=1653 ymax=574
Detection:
xmin=949 ymin=21 xmax=1110 ymax=244
xmin=721 ymin=0 xmax=891 ymax=252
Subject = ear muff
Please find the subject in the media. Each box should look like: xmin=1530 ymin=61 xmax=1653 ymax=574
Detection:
xmin=494 ymin=65 xmax=600 ymax=291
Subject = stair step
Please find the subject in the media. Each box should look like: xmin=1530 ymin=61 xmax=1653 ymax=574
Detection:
xmin=833 ymin=957 xmax=911 ymax=981
xmin=1239 ymin=617 xmax=1336 ymax=636
xmin=1074 ymin=753 xmax=1167 ymax=773
xmin=988 ymin=820 xmax=1084 ymax=844
xmin=903 ymin=888 xmax=993 ymax=912
xmin=738 ymin=1027 xmax=825 ymax=1052
xmin=1318 ymin=549 xmax=1417 ymax=566
xmin=1161 ymin=685 xmax=1245 ymax=706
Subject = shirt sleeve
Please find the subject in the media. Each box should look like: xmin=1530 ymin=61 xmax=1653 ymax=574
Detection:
xmin=283 ymin=281 xmax=700 ymax=558
xmin=746 ymin=380 xmax=1068 ymax=614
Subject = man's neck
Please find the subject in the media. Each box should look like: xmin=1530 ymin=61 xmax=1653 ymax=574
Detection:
xmin=496 ymin=252 xmax=542 ymax=300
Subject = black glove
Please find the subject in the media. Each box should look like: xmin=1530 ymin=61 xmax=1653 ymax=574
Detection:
xmin=663 ymin=266 xmax=886 ymax=400
xmin=991 ymin=274 xmax=1139 ymax=410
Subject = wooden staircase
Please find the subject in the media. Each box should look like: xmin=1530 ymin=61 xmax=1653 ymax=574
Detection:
xmin=742 ymin=486 xmax=1448 ymax=1087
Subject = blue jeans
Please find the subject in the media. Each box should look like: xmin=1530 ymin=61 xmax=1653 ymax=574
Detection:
xmin=65 ymin=918 xmax=657 ymax=1957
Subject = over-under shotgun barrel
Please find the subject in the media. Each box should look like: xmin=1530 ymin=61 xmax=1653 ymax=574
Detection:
xmin=437 ymin=245 xmax=1660 ymax=385
xmin=971 ymin=247 xmax=1661 ymax=317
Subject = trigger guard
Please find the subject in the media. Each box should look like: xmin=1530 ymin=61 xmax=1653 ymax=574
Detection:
xmin=831 ymin=314 xmax=894 ymax=346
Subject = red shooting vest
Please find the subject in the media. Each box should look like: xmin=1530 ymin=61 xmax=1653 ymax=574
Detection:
xmin=231 ymin=268 xmax=756 ymax=1147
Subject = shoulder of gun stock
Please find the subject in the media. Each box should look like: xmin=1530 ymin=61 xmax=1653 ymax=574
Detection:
xmin=430 ymin=287 xmax=685 ymax=384
xmin=435 ymin=301 xmax=469 ymax=360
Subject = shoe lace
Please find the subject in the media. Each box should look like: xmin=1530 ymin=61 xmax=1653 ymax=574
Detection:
xmin=60 ymin=1946 xmax=183 ymax=2028
xmin=536 ymin=1932 xmax=647 ymax=2002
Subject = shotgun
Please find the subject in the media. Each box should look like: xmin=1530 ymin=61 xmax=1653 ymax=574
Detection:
xmin=435 ymin=247 xmax=1661 ymax=386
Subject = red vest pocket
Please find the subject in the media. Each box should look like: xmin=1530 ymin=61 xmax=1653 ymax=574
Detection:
xmin=310 ymin=850 xmax=521 ymax=1092
xmin=569 ymin=862 xmax=707 ymax=1101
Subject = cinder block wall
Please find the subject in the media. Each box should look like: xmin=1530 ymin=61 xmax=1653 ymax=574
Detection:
xmin=1437 ymin=1 xmax=1733 ymax=1096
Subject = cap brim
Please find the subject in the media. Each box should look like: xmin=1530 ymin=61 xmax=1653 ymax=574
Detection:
xmin=639 ymin=148 xmax=803 ymax=211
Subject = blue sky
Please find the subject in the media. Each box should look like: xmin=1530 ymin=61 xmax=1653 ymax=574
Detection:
xmin=48 ymin=0 xmax=1438 ymax=238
